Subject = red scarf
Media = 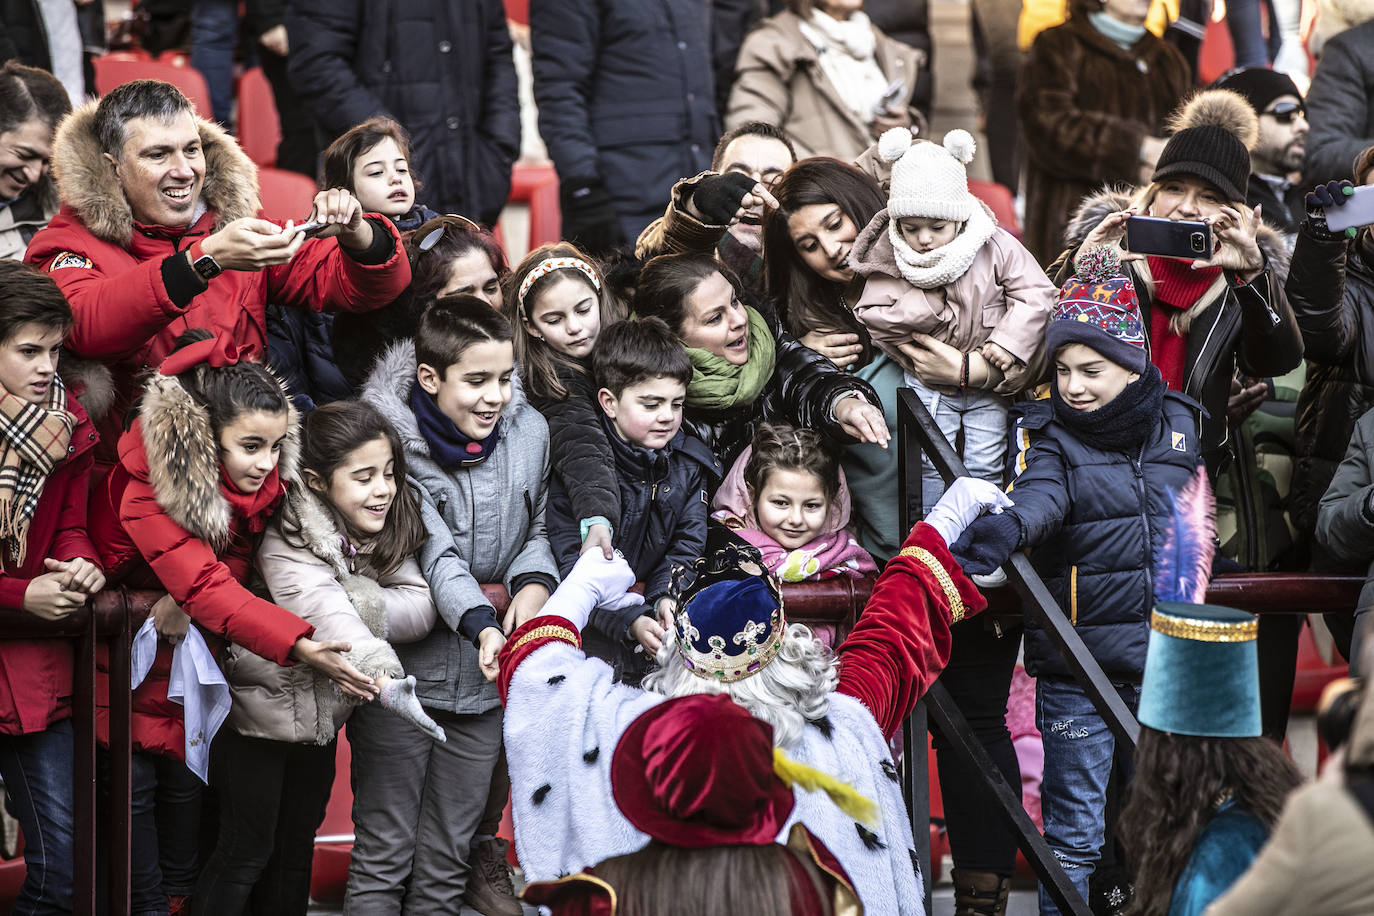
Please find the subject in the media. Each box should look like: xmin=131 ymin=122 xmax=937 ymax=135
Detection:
xmin=219 ymin=466 xmax=286 ymax=536
xmin=1144 ymin=258 xmax=1222 ymax=391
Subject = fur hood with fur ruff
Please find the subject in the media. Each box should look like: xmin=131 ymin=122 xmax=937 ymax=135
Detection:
xmin=50 ymin=100 xmax=260 ymax=248
xmin=135 ymin=370 xmax=298 ymax=552
xmin=1063 ymin=186 xmax=1292 ymax=291
xmin=60 ymin=355 xmax=115 ymax=424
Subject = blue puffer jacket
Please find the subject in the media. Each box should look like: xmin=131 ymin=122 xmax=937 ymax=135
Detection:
xmin=547 ymin=412 xmax=720 ymax=650
xmin=1008 ymin=391 xmax=1203 ymax=681
xmin=529 ymin=0 xmax=719 ymax=241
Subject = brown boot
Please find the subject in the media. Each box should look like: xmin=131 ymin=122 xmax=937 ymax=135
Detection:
xmin=952 ymin=868 xmax=1011 ymax=916
xmin=463 ymin=837 xmax=523 ymax=916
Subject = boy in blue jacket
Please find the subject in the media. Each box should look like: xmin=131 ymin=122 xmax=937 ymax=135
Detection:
xmin=546 ymin=318 xmax=717 ymax=682
xmin=951 ymin=247 xmax=1204 ymax=916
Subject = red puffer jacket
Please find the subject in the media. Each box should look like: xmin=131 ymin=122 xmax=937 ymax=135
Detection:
xmin=88 ymin=373 xmax=313 ymax=758
xmin=0 ymin=385 xmax=100 ymax=735
xmin=25 ymin=101 xmax=411 ymax=463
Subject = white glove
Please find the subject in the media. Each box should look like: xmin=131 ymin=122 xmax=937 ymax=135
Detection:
xmin=924 ymin=477 xmax=1014 ymax=547
xmin=540 ymin=550 xmax=638 ymax=631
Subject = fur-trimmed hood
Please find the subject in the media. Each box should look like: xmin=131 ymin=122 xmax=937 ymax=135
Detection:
xmin=1063 ymin=186 xmax=1292 ymax=285
xmin=362 ymin=338 xmax=530 ymax=462
xmin=134 ymin=371 xmax=299 ymax=551
xmin=50 ymin=100 xmax=260 ymax=247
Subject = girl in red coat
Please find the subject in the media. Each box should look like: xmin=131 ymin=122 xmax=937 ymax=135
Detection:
xmin=0 ymin=261 xmax=106 ymax=914
xmin=88 ymin=328 xmax=376 ymax=915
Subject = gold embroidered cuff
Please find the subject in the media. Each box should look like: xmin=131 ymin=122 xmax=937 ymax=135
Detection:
xmin=510 ymin=624 xmax=581 ymax=653
xmin=1150 ymin=610 xmax=1257 ymax=643
xmin=900 ymin=546 xmax=966 ymax=623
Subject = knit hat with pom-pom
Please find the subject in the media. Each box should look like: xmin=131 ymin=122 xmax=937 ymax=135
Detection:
xmin=1152 ymin=90 xmax=1259 ymax=205
xmin=882 ymin=127 xmax=979 ymax=222
xmin=1046 ymin=245 xmax=1148 ymax=374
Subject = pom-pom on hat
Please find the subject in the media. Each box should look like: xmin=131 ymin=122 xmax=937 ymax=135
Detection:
xmin=882 ymin=127 xmax=979 ymax=223
xmin=1152 ymin=90 xmax=1259 ymax=205
xmin=1045 ymin=246 xmax=1149 ymax=374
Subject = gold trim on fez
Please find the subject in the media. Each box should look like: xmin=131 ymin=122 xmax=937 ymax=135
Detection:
xmin=1149 ymin=610 xmax=1258 ymax=643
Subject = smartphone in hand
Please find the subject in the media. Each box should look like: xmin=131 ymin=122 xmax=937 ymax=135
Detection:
xmin=1124 ymin=215 xmax=1213 ymax=260
xmin=293 ymin=219 xmax=328 ymax=237
xmin=1325 ymin=184 xmax=1374 ymax=232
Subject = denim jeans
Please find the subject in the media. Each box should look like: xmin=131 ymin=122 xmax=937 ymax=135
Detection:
xmin=0 ymin=719 xmax=74 ymax=915
xmin=905 ymin=373 xmax=1009 ymax=513
xmin=1035 ymin=678 xmax=1140 ymax=916
xmin=190 ymin=0 xmax=238 ymax=125
xmin=130 ymin=751 xmax=204 ymax=914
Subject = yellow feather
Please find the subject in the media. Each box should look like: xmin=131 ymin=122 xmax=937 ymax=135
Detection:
xmin=772 ymin=748 xmax=880 ymax=827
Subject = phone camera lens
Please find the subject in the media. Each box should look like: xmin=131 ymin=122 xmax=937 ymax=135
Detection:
xmin=1190 ymin=232 xmax=1205 ymax=252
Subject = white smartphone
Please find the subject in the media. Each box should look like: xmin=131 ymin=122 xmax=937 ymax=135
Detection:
xmin=1326 ymin=184 xmax=1374 ymax=232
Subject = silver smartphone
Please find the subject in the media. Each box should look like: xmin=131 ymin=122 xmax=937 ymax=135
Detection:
xmin=1326 ymin=184 xmax=1374 ymax=232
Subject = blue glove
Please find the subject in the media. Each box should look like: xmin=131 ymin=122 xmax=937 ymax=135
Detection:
xmin=949 ymin=512 xmax=1021 ymax=575
xmin=1304 ymin=180 xmax=1357 ymax=241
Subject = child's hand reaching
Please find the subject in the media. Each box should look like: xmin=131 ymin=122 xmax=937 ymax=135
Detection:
xmin=580 ymin=523 xmax=614 ymax=560
xmin=630 ymin=615 xmax=666 ymax=655
xmin=478 ymin=627 xmax=507 ymax=682
xmin=655 ymin=597 xmax=677 ymax=630
xmin=504 ymin=582 xmax=551 ymax=633
xmin=980 ymin=343 xmax=1017 ymax=373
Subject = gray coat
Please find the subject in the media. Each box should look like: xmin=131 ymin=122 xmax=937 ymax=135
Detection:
xmin=1315 ymin=406 xmax=1374 ymax=638
xmin=364 ymin=343 xmax=559 ymax=715
xmin=1303 ymin=18 xmax=1374 ymax=185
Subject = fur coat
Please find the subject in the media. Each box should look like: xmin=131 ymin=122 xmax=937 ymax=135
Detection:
xmin=88 ymin=370 xmax=314 ymax=758
xmin=234 ymin=484 xmax=436 ymax=745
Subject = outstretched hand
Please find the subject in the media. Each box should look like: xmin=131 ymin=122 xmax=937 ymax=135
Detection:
xmin=949 ymin=512 xmax=1021 ymax=575
xmin=292 ymin=637 xmax=377 ymax=700
xmin=538 ymin=550 xmax=639 ymax=631
xmin=924 ymin=477 xmax=1014 ymax=548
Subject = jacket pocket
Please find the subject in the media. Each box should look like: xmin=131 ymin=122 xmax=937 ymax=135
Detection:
xmin=1069 ymin=565 xmax=1079 ymax=626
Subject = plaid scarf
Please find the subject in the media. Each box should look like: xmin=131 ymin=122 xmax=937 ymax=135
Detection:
xmin=0 ymin=375 xmax=74 ymax=569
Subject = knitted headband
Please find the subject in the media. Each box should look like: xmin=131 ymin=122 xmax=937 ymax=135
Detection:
xmin=516 ymin=257 xmax=602 ymax=316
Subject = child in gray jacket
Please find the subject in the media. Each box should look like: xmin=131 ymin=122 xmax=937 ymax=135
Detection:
xmin=360 ymin=295 xmax=560 ymax=914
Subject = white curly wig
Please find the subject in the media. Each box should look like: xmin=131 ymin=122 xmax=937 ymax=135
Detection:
xmin=641 ymin=622 xmax=839 ymax=750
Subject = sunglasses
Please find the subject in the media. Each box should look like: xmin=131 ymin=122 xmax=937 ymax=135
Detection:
xmin=414 ymin=213 xmax=484 ymax=253
xmin=1263 ymin=100 xmax=1305 ymax=124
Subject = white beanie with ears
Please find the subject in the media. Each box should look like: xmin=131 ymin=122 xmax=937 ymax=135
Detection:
xmin=881 ymin=127 xmax=979 ymax=223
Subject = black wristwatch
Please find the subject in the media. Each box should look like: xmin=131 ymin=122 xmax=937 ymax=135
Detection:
xmin=191 ymin=242 xmax=222 ymax=281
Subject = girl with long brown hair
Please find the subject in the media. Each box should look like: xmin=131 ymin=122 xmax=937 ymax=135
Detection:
xmin=504 ymin=242 xmax=626 ymax=558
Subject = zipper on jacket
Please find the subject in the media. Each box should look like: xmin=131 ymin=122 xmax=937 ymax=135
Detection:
xmin=1182 ymin=303 xmax=1227 ymax=401
xmin=1133 ymin=444 xmax=1153 ymax=617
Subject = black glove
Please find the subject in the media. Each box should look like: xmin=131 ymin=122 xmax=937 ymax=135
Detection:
xmin=1303 ymin=179 xmax=1356 ymax=241
xmin=687 ymin=171 xmax=758 ymax=226
xmin=949 ymin=512 xmax=1021 ymax=575
xmin=560 ymin=180 xmax=627 ymax=256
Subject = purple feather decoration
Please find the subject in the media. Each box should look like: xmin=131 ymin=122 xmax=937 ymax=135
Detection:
xmin=1154 ymin=469 xmax=1215 ymax=604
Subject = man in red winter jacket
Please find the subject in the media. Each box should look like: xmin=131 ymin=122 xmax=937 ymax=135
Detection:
xmin=0 ymin=261 xmax=107 ymax=913
xmin=25 ymin=79 xmax=412 ymax=463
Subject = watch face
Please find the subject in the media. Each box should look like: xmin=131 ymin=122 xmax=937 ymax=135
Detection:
xmin=194 ymin=255 xmax=221 ymax=279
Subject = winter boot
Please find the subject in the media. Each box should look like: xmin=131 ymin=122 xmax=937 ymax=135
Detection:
xmin=952 ymin=868 xmax=1011 ymax=916
xmin=462 ymin=836 xmax=522 ymax=916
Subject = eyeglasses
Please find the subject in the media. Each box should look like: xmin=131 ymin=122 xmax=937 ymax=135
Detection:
xmin=414 ymin=213 xmax=484 ymax=253
xmin=1263 ymin=100 xmax=1305 ymax=125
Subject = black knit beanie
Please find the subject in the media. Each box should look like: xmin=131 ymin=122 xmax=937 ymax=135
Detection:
xmin=1151 ymin=90 xmax=1259 ymax=204
xmin=1211 ymin=67 xmax=1302 ymax=116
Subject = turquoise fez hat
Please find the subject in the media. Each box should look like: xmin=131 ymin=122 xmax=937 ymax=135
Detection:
xmin=1138 ymin=601 xmax=1262 ymax=738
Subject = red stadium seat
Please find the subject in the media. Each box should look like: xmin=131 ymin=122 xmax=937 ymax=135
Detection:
xmin=257 ymin=167 xmax=318 ymax=224
xmin=92 ymin=54 xmax=213 ymax=119
xmin=236 ymin=67 xmax=282 ymax=169
xmin=508 ymin=162 xmax=561 ymax=252
xmin=969 ymin=179 xmax=1021 ymax=239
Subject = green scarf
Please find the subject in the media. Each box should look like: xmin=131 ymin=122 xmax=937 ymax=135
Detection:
xmin=684 ymin=306 xmax=777 ymax=412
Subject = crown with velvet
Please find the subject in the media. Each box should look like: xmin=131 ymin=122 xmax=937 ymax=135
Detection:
xmin=671 ymin=530 xmax=787 ymax=683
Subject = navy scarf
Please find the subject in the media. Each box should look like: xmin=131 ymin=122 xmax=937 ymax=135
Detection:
xmin=1051 ymin=365 xmax=1166 ymax=453
xmin=408 ymin=385 xmax=499 ymax=469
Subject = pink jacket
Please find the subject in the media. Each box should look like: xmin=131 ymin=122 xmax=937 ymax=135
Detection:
xmin=848 ymin=211 xmax=1054 ymax=393
xmin=711 ymin=446 xmax=877 ymax=582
